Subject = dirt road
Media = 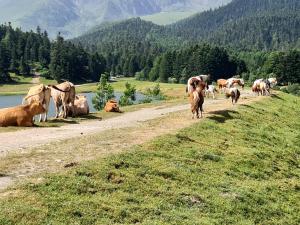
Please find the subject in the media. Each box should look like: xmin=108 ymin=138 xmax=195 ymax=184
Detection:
xmin=0 ymin=92 xmax=262 ymax=191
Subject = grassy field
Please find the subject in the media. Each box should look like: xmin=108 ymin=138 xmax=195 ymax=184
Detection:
xmin=0 ymin=74 xmax=57 ymax=96
xmin=0 ymin=92 xmax=299 ymax=224
xmin=0 ymin=76 xmax=184 ymax=97
xmin=76 ymin=78 xmax=185 ymax=99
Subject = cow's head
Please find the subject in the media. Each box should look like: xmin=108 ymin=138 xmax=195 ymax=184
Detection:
xmin=29 ymin=101 xmax=46 ymax=115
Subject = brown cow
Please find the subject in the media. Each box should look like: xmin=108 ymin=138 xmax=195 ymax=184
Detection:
xmin=105 ymin=100 xmax=123 ymax=113
xmin=50 ymin=81 xmax=76 ymax=118
xmin=0 ymin=101 xmax=45 ymax=127
xmin=23 ymin=84 xmax=51 ymax=122
xmin=217 ymin=79 xmax=227 ymax=92
xmin=189 ymin=80 xmax=206 ymax=119
xmin=66 ymin=95 xmax=89 ymax=117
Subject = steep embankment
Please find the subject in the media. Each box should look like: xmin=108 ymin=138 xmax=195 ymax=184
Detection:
xmin=0 ymin=92 xmax=299 ymax=224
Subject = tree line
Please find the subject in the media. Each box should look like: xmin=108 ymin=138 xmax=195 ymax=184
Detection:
xmin=0 ymin=23 xmax=106 ymax=83
xmin=137 ymin=44 xmax=247 ymax=83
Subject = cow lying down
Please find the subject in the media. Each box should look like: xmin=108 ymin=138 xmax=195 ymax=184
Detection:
xmin=0 ymin=101 xmax=45 ymax=127
xmin=59 ymin=95 xmax=90 ymax=117
xmin=105 ymin=100 xmax=123 ymax=113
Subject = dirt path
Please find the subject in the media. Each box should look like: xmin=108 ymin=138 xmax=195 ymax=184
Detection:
xmin=0 ymin=92 xmax=263 ymax=191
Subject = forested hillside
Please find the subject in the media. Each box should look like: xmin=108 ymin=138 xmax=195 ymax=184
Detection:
xmin=71 ymin=0 xmax=300 ymax=84
xmin=167 ymin=0 xmax=300 ymax=50
xmin=0 ymin=23 xmax=106 ymax=83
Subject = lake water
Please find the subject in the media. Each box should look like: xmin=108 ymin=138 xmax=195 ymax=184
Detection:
xmin=0 ymin=92 xmax=147 ymax=117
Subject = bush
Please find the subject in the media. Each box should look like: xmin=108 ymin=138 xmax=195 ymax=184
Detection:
xmin=92 ymin=73 xmax=115 ymax=110
xmin=280 ymin=84 xmax=300 ymax=96
xmin=119 ymin=82 xmax=136 ymax=106
xmin=145 ymin=83 xmax=166 ymax=100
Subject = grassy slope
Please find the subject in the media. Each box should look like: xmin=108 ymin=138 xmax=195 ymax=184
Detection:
xmin=0 ymin=93 xmax=299 ymax=225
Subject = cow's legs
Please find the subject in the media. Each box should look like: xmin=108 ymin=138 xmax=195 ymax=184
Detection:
xmin=55 ymin=103 xmax=60 ymax=118
xmin=63 ymin=104 xmax=68 ymax=118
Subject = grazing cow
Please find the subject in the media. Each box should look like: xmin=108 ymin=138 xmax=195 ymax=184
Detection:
xmin=226 ymin=78 xmax=245 ymax=89
xmin=23 ymin=84 xmax=51 ymax=122
xmin=50 ymin=81 xmax=76 ymax=118
xmin=189 ymin=80 xmax=206 ymax=119
xmin=259 ymin=80 xmax=270 ymax=96
xmin=0 ymin=101 xmax=45 ymax=127
xmin=252 ymin=79 xmax=263 ymax=95
xmin=205 ymin=85 xmax=218 ymax=99
xmin=186 ymin=75 xmax=210 ymax=94
xmin=105 ymin=100 xmax=123 ymax=113
xmin=252 ymin=79 xmax=270 ymax=96
xmin=217 ymin=79 xmax=227 ymax=92
xmin=225 ymin=87 xmax=241 ymax=105
xmin=64 ymin=95 xmax=89 ymax=117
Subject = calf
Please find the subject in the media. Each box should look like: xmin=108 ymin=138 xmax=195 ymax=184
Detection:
xmin=0 ymin=101 xmax=45 ymax=127
xmin=205 ymin=85 xmax=218 ymax=99
xmin=225 ymin=88 xmax=241 ymax=105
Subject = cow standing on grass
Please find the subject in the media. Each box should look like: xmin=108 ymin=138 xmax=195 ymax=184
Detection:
xmin=50 ymin=81 xmax=76 ymax=118
xmin=188 ymin=78 xmax=207 ymax=119
xmin=22 ymin=84 xmax=51 ymax=122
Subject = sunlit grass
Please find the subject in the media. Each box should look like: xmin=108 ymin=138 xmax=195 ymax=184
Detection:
xmin=0 ymin=92 xmax=299 ymax=224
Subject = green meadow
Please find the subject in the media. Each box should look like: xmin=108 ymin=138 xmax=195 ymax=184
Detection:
xmin=0 ymin=92 xmax=299 ymax=225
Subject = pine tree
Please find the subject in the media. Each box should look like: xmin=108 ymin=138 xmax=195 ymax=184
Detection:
xmin=19 ymin=56 xmax=30 ymax=75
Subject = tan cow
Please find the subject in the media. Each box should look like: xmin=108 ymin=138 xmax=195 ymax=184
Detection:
xmin=23 ymin=84 xmax=51 ymax=122
xmin=0 ymin=101 xmax=45 ymax=127
xmin=105 ymin=100 xmax=123 ymax=113
xmin=217 ymin=79 xmax=227 ymax=92
xmin=66 ymin=95 xmax=89 ymax=117
xmin=50 ymin=81 xmax=76 ymax=118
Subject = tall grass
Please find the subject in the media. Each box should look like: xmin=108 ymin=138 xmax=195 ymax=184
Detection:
xmin=0 ymin=93 xmax=299 ymax=225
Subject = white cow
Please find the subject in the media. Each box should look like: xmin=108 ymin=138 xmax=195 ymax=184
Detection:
xmin=205 ymin=85 xmax=218 ymax=99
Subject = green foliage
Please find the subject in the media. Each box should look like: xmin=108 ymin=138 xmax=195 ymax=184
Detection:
xmin=281 ymin=84 xmax=300 ymax=96
xmin=0 ymin=23 xmax=106 ymax=84
xmin=150 ymin=44 xmax=245 ymax=83
xmin=92 ymin=74 xmax=115 ymax=111
xmin=145 ymin=83 xmax=165 ymax=100
xmin=1 ymin=93 xmax=299 ymax=224
xmin=119 ymin=82 xmax=136 ymax=106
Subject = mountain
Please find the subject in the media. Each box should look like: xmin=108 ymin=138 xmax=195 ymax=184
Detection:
xmin=0 ymin=0 xmax=231 ymax=38
xmin=74 ymin=0 xmax=300 ymax=51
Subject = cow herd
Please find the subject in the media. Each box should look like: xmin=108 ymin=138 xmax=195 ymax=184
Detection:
xmin=0 ymin=76 xmax=278 ymax=127
xmin=187 ymin=75 xmax=277 ymax=119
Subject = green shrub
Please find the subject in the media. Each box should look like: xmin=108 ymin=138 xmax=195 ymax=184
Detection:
xmin=119 ymin=82 xmax=136 ymax=106
xmin=92 ymin=73 xmax=115 ymax=110
xmin=280 ymin=84 xmax=300 ymax=96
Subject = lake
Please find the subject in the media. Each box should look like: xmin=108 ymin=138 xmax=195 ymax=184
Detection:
xmin=0 ymin=92 xmax=147 ymax=117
